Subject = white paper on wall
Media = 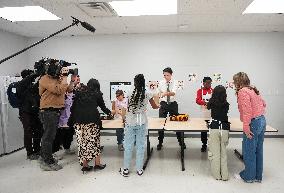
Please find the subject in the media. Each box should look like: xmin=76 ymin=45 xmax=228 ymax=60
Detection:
xmin=110 ymin=82 xmax=132 ymax=101
xmin=177 ymin=80 xmax=184 ymax=90
xmin=188 ymin=73 xmax=197 ymax=82
xmin=213 ymin=73 xmax=222 ymax=83
xmin=225 ymin=81 xmax=234 ymax=89
xmin=147 ymin=81 xmax=159 ymax=94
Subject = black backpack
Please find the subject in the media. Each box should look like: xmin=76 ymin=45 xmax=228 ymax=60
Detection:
xmin=7 ymin=82 xmax=20 ymax=108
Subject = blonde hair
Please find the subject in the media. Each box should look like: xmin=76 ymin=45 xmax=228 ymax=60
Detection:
xmin=233 ymin=72 xmax=259 ymax=95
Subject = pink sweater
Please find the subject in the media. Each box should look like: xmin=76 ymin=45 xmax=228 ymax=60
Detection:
xmin=237 ymin=87 xmax=266 ymax=133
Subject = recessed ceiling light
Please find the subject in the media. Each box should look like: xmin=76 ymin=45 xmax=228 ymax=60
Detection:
xmin=109 ymin=0 xmax=177 ymax=16
xmin=0 ymin=6 xmax=61 ymax=22
xmin=243 ymin=0 xmax=284 ymax=14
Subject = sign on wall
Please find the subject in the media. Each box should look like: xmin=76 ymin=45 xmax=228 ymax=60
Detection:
xmin=213 ymin=73 xmax=222 ymax=83
xmin=110 ymin=82 xmax=132 ymax=101
xmin=188 ymin=73 xmax=197 ymax=82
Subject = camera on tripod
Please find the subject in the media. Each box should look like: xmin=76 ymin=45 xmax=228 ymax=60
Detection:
xmin=34 ymin=58 xmax=78 ymax=79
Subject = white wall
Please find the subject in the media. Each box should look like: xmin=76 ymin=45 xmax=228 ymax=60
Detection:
xmin=27 ymin=33 xmax=284 ymax=134
xmin=0 ymin=30 xmax=29 ymax=75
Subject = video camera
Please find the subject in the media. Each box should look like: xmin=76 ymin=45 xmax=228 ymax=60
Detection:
xmin=34 ymin=58 xmax=78 ymax=79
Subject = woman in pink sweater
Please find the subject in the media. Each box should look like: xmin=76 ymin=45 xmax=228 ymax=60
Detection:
xmin=233 ymin=72 xmax=266 ymax=183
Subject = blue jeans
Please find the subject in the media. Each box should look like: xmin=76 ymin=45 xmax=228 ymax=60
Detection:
xmin=240 ymin=115 xmax=266 ymax=182
xmin=123 ymin=124 xmax=146 ymax=171
xmin=116 ymin=128 xmax=124 ymax=145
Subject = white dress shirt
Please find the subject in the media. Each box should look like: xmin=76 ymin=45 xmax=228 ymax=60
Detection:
xmin=158 ymin=79 xmax=178 ymax=103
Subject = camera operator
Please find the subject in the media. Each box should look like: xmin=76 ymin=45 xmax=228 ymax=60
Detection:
xmin=17 ymin=69 xmax=43 ymax=160
xmin=52 ymin=75 xmax=80 ymax=159
xmin=39 ymin=65 xmax=78 ymax=171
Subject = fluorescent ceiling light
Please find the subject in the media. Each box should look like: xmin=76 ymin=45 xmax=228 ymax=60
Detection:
xmin=109 ymin=0 xmax=177 ymax=16
xmin=243 ymin=0 xmax=284 ymax=14
xmin=0 ymin=6 xmax=61 ymax=22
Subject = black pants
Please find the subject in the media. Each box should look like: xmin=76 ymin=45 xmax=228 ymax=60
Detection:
xmin=19 ymin=112 xmax=43 ymax=156
xmin=201 ymin=131 xmax=208 ymax=147
xmin=158 ymin=101 xmax=183 ymax=145
xmin=52 ymin=127 xmax=74 ymax=153
xmin=39 ymin=110 xmax=60 ymax=164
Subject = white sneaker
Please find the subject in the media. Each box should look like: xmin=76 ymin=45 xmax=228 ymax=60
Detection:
xmin=119 ymin=168 xmax=129 ymax=177
xmin=137 ymin=169 xmax=144 ymax=176
xmin=234 ymin=173 xmax=242 ymax=180
xmin=234 ymin=173 xmax=254 ymax=183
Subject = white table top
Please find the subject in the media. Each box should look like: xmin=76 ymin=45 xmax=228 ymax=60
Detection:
xmin=229 ymin=118 xmax=277 ymax=132
xmin=148 ymin=117 xmax=166 ymax=130
xmin=102 ymin=117 xmax=165 ymax=130
xmin=101 ymin=117 xmax=278 ymax=132
xmin=102 ymin=119 xmax=124 ymax=129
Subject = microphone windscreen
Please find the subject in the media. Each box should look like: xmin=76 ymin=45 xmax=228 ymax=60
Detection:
xmin=81 ymin=22 xmax=96 ymax=33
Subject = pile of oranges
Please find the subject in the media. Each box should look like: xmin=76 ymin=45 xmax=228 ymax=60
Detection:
xmin=169 ymin=114 xmax=189 ymax=121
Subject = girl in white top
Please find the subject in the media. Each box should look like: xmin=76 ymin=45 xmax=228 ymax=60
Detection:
xmin=119 ymin=74 xmax=159 ymax=177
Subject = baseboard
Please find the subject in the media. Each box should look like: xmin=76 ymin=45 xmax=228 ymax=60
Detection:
xmin=0 ymin=147 xmax=25 ymax=157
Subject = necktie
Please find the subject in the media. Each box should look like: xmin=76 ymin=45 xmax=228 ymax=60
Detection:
xmin=167 ymin=83 xmax=170 ymax=103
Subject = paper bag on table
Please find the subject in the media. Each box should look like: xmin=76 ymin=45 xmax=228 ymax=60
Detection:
xmin=121 ymin=107 xmax=127 ymax=121
xmin=153 ymin=93 xmax=160 ymax=106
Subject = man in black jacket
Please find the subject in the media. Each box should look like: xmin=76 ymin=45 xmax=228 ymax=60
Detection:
xmin=17 ymin=69 xmax=43 ymax=160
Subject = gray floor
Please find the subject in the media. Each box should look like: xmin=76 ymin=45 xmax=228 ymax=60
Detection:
xmin=0 ymin=136 xmax=283 ymax=193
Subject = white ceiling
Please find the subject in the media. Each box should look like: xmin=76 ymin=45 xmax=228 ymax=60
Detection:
xmin=0 ymin=0 xmax=283 ymax=37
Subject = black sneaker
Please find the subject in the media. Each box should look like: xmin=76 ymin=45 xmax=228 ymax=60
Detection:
xmin=201 ymin=145 xmax=207 ymax=152
xmin=157 ymin=143 xmax=163 ymax=151
xmin=118 ymin=144 xmax=124 ymax=151
xmin=119 ymin=168 xmax=129 ymax=177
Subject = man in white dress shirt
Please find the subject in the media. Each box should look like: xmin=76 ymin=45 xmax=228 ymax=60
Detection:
xmin=157 ymin=67 xmax=186 ymax=150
